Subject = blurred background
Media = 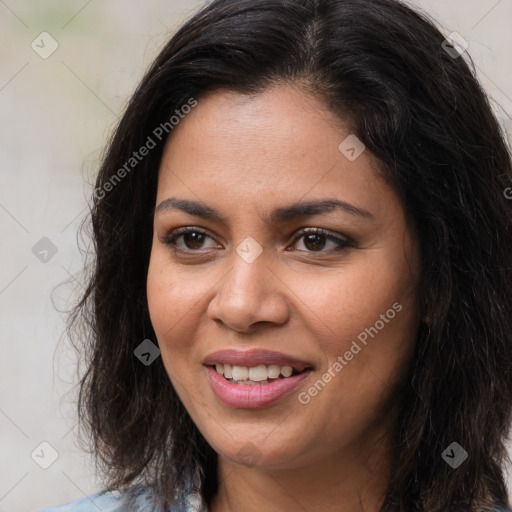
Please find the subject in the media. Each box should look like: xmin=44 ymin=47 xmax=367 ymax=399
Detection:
xmin=0 ymin=1 xmax=511 ymax=511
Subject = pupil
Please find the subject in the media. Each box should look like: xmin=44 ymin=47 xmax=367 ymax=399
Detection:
xmin=184 ymin=232 xmax=204 ymax=249
xmin=304 ymin=234 xmax=325 ymax=251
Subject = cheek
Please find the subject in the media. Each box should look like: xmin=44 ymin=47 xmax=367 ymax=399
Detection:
xmin=146 ymin=246 xmax=223 ymax=380
xmin=301 ymin=268 xmax=417 ymax=436
xmin=147 ymin=246 xmax=203 ymax=328
xmin=303 ymin=257 xmax=419 ymax=421
xmin=146 ymin=249 xmax=197 ymax=352
xmin=302 ymin=264 xmax=409 ymax=349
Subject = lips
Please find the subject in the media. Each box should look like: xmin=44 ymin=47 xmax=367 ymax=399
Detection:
xmin=205 ymin=365 xmax=313 ymax=408
xmin=203 ymin=348 xmax=314 ymax=372
xmin=203 ymin=348 xmax=314 ymax=408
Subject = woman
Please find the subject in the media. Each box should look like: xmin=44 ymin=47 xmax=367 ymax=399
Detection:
xmin=38 ymin=0 xmax=512 ymax=510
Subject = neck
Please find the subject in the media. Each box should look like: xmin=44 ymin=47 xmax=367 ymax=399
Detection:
xmin=208 ymin=423 xmax=393 ymax=512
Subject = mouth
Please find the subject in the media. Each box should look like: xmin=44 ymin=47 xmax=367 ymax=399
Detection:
xmin=202 ymin=348 xmax=314 ymax=408
xmin=207 ymin=363 xmax=311 ymax=386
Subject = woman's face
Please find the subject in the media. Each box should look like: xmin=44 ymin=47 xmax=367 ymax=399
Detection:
xmin=147 ymin=84 xmax=421 ymax=471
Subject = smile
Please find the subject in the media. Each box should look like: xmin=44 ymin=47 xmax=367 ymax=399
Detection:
xmin=205 ymin=365 xmax=313 ymax=409
xmin=203 ymin=348 xmax=314 ymax=408
xmin=212 ymin=363 xmax=306 ymax=385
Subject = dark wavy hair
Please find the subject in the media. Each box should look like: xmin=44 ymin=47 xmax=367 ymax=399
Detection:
xmin=68 ymin=0 xmax=512 ymax=510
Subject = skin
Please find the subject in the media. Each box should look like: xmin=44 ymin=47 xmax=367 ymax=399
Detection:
xmin=147 ymin=83 xmax=422 ymax=512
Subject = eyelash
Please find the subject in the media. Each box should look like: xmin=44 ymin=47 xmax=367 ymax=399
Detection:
xmin=160 ymin=226 xmax=351 ymax=255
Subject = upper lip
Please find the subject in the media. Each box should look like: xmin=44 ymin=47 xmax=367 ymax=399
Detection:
xmin=203 ymin=349 xmax=314 ymax=372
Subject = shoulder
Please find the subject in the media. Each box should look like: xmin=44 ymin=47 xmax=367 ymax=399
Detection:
xmin=34 ymin=487 xmax=205 ymax=512
xmin=34 ymin=491 xmax=126 ymax=512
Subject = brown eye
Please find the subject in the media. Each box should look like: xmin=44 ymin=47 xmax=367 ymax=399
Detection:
xmin=289 ymin=228 xmax=351 ymax=253
xmin=161 ymin=227 xmax=220 ymax=252
xmin=180 ymin=231 xmax=207 ymax=250
xmin=302 ymin=233 xmax=328 ymax=251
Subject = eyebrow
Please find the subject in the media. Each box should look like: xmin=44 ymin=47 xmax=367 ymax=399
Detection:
xmin=154 ymin=197 xmax=374 ymax=223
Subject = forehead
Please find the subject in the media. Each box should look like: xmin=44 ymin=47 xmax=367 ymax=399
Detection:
xmin=155 ymin=85 xmax=398 ymax=222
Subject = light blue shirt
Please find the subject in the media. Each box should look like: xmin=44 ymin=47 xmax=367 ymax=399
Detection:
xmin=34 ymin=487 xmax=207 ymax=512
xmin=34 ymin=488 xmax=511 ymax=512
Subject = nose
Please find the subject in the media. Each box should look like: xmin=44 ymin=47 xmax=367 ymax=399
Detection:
xmin=207 ymin=250 xmax=290 ymax=333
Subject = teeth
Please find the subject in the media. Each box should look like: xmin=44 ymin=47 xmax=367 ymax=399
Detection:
xmin=249 ymin=365 xmax=268 ymax=381
xmin=237 ymin=379 xmax=269 ymax=385
xmin=213 ymin=363 xmax=301 ymax=382
xmin=231 ymin=365 xmax=249 ymax=381
xmin=267 ymin=365 xmax=281 ymax=379
xmin=280 ymin=366 xmax=293 ymax=377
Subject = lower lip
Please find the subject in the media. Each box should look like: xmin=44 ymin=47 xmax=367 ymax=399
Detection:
xmin=205 ymin=366 xmax=312 ymax=409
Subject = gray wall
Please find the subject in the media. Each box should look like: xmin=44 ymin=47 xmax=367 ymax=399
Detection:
xmin=1 ymin=1 xmax=511 ymax=510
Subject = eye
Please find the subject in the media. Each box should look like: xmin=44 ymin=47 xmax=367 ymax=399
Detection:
xmin=288 ymin=228 xmax=351 ymax=253
xmin=159 ymin=227 xmax=220 ymax=252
